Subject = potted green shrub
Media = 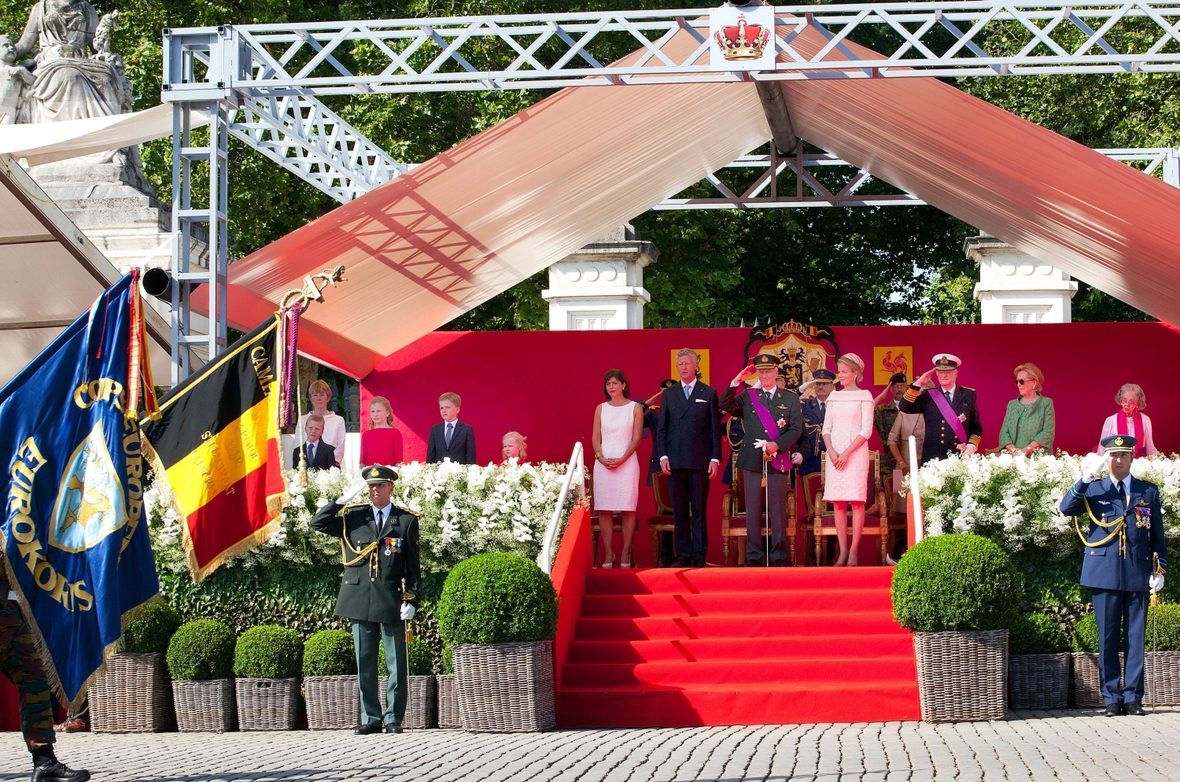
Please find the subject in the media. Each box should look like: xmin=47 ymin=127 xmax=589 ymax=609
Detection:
xmin=892 ymin=534 xmax=1022 ymax=721
xmin=437 ymin=645 xmax=460 ymax=729
xmin=437 ymin=553 xmax=558 ymax=732
xmin=233 ymin=624 xmax=303 ymax=730
xmin=303 ymin=629 xmax=358 ymax=730
xmin=167 ymin=619 xmax=237 ymax=732
xmin=1146 ymin=603 xmax=1180 ymax=706
xmin=1007 ymin=612 xmax=1071 ymax=709
xmin=1070 ymin=613 xmax=1121 ymax=708
xmin=90 ymin=601 xmax=182 ymax=733
xmin=404 ymin=637 xmax=437 ymax=729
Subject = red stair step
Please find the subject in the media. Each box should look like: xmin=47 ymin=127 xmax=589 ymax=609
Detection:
xmin=584 ymin=566 xmax=894 ymax=595
xmin=574 ymin=611 xmax=907 ymax=641
xmin=561 ymin=657 xmax=918 ymax=688
xmin=566 ymin=634 xmax=914 ymax=664
xmin=579 ymin=588 xmax=892 ymax=617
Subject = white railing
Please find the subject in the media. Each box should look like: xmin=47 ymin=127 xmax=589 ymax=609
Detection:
xmin=908 ymin=434 xmax=924 ymax=543
xmin=540 ymin=441 xmax=586 ymax=576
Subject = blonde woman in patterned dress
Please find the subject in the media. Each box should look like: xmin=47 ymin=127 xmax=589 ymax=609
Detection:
xmin=592 ymin=369 xmax=643 ymax=568
xmin=822 ymin=354 xmax=874 ymax=566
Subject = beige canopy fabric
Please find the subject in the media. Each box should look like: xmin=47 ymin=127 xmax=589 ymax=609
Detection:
xmin=0 ymin=154 xmax=174 ymax=386
xmin=0 ymin=105 xmax=188 ymax=167
xmin=219 ymin=21 xmax=1180 ymax=379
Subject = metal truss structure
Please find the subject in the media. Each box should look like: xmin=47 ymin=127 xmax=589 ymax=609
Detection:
xmin=656 ymin=146 xmax=1180 ymax=209
xmin=159 ymin=2 xmax=1180 ymax=379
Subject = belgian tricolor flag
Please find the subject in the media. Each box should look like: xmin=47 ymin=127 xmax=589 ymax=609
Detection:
xmin=142 ymin=318 xmax=286 ymax=582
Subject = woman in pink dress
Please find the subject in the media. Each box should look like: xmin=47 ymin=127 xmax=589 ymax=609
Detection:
xmin=1098 ymin=383 xmax=1157 ymax=457
xmin=360 ymin=395 xmax=398 ymax=467
xmin=822 ymin=354 xmax=874 ymax=566
xmin=592 ymin=369 xmax=643 ymax=568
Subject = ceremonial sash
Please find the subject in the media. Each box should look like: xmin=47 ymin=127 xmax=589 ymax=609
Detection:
xmin=929 ymin=388 xmax=968 ymax=445
xmin=748 ymin=388 xmax=790 ymax=471
xmin=1116 ymin=412 xmax=1148 ymax=457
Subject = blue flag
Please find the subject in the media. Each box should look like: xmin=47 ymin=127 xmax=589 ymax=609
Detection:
xmin=0 ymin=273 xmax=159 ymax=707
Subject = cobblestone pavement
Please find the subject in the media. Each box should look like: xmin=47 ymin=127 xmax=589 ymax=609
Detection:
xmin=3 ymin=709 xmax=1178 ymax=781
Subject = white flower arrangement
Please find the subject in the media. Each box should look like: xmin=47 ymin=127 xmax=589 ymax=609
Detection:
xmin=914 ymin=452 xmax=1180 ymax=558
xmin=147 ymin=459 xmax=577 ymax=577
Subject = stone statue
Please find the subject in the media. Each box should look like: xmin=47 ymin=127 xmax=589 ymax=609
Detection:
xmin=0 ymin=35 xmax=35 ymax=125
xmin=10 ymin=0 xmax=148 ymax=189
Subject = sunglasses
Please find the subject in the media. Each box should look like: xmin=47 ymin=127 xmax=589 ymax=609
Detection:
xmin=1015 ymin=378 xmax=1033 ymax=385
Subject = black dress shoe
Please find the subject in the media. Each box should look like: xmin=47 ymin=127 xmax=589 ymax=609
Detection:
xmin=744 ymin=559 xmax=763 ymax=567
xmin=32 ymin=758 xmax=90 ymax=782
xmin=1104 ymin=703 xmax=1123 ymax=717
xmin=385 ymin=723 xmax=404 ymax=733
xmin=771 ymin=559 xmax=787 ymax=567
xmin=1125 ymin=701 xmax=1146 ymax=716
xmin=355 ymin=722 xmax=382 ymax=735
xmin=692 ymin=559 xmax=707 ymax=568
xmin=673 ymin=559 xmax=692 ymax=568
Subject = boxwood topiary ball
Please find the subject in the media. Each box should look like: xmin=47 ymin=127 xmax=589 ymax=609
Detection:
xmin=1009 ymin=612 xmax=1070 ymax=655
xmin=1071 ymin=613 xmax=1100 ymax=653
xmin=437 ymin=553 xmax=558 ymax=646
xmin=166 ymin=620 xmax=236 ymax=681
xmin=891 ymin=534 xmax=1022 ymax=632
xmin=122 ymin=601 xmax=183 ymax=654
xmin=234 ymin=625 xmax=304 ymax=679
xmin=408 ymin=637 xmax=433 ymax=676
xmin=303 ymin=629 xmax=356 ymax=677
xmin=1149 ymin=604 xmax=1180 ymax=651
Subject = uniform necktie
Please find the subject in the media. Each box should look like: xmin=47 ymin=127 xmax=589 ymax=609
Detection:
xmin=819 ymin=401 xmax=825 ymax=414
xmin=944 ymin=390 xmax=953 ymax=404
xmin=763 ymin=390 xmax=773 ymax=405
xmin=445 ymin=421 xmax=454 ymax=447
xmin=1118 ymin=481 xmax=1127 ymax=507
xmin=375 ymin=509 xmax=384 ymax=533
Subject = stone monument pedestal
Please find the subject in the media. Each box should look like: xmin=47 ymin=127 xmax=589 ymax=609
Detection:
xmin=542 ymin=224 xmax=658 ymax=330
xmin=968 ymin=234 xmax=1077 ymax=324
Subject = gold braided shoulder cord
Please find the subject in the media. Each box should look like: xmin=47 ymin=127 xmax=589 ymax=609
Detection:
xmin=1074 ymin=497 xmax=1127 ymax=557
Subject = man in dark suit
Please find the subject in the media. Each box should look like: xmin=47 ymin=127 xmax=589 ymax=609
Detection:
xmin=426 ymin=392 xmax=476 ymax=464
xmin=293 ymin=413 xmax=336 ymax=470
xmin=312 ymin=465 xmax=421 ymax=734
xmin=897 ymin=353 xmax=982 ymax=460
xmin=656 ymin=348 xmax=722 ymax=567
xmin=720 ymin=354 xmax=803 ymax=566
xmin=1059 ymin=435 xmax=1167 ymax=716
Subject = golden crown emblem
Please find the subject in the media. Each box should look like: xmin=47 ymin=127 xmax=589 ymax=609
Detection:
xmin=1115 ymin=437 xmax=1125 ymax=446
xmin=369 ymin=467 xmax=380 ymax=477
xmin=714 ymin=13 xmax=771 ymax=62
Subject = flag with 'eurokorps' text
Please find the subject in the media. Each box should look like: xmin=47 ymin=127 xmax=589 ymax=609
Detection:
xmin=0 ymin=273 xmax=159 ymax=708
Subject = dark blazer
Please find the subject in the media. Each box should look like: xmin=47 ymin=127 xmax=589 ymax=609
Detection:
xmin=293 ymin=440 xmax=335 ymax=471
xmin=655 ymin=381 xmax=722 ymax=471
xmin=1059 ymin=476 xmax=1168 ymax=592
xmin=426 ymin=420 xmax=476 ymax=464
xmin=898 ymin=384 xmax=983 ymax=460
xmin=311 ymin=501 xmax=422 ymax=623
xmin=719 ymin=384 xmax=803 ymax=473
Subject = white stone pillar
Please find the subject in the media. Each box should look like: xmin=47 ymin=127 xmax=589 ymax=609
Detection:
xmin=968 ymin=235 xmax=1078 ymax=324
xmin=541 ymin=224 xmax=658 ymax=330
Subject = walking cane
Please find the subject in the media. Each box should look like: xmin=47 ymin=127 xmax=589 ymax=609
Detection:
xmin=1150 ymin=552 xmax=1161 ymax=711
xmin=762 ymin=455 xmax=770 ymax=567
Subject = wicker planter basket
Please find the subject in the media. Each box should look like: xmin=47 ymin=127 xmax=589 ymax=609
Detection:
xmin=437 ymin=674 xmax=461 ymax=729
xmin=89 ymin=652 xmax=174 ymax=733
xmin=172 ymin=679 xmax=235 ymax=732
xmin=304 ymin=675 xmax=359 ymax=730
xmin=453 ymin=640 xmax=555 ymax=732
xmin=1072 ymin=652 xmax=1123 ymax=707
xmin=235 ymin=678 xmax=299 ymax=731
xmin=1008 ymin=653 xmax=1070 ymax=710
xmin=374 ymin=674 xmax=436 ymax=728
xmin=913 ymin=630 xmax=1007 ymax=722
xmin=1145 ymin=651 xmax=1180 ymax=706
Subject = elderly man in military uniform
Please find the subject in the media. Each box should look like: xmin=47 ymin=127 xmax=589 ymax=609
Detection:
xmin=898 ymin=354 xmax=982 ymax=460
xmin=312 ymin=465 xmax=421 ymax=734
xmin=721 ymin=354 xmax=804 ymax=566
xmin=1060 ymin=435 xmax=1167 ymax=716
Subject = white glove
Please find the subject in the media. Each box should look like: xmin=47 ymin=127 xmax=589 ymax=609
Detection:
xmin=1151 ymin=574 xmax=1165 ymax=594
xmin=1080 ymin=452 xmax=1106 ymax=483
xmin=400 ymin=603 xmax=416 ymax=621
xmin=753 ymin=438 xmax=768 ymax=450
xmin=335 ymin=482 xmax=367 ymax=505
xmin=791 ymin=452 xmax=803 ymax=466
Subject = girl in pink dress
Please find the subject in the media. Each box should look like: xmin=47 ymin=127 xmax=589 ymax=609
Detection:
xmin=822 ymin=354 xmax=874 ymax=566
xmin=592 ymin=369 xmax=643 ymax=568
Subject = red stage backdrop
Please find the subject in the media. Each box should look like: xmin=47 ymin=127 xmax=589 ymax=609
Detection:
xmin=366 ymin=322 xmax=1180 ymax=566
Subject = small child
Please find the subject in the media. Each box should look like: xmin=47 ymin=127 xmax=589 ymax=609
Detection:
xmin=0 ymin=35 xmax=34 ymax=126
xmin=426 ymin=392 xmax=476 ymax=464
xmin=294 ymin=413 xmax=335 ymax=470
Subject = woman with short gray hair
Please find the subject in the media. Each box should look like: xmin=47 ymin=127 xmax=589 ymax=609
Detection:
xmin=1098 ymin=383 xmax=1157 ymax=457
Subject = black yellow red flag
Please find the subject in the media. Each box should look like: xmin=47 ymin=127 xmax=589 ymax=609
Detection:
xmin=141 ymin=318 xmax=285 ymax=582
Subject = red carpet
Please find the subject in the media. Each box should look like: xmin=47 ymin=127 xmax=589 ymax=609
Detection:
xmin=556 ymin=566 xmax=921 ymax=728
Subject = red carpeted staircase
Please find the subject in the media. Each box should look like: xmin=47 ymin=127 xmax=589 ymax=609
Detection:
xmin=556 ymin=566 xmax=921 ymax=727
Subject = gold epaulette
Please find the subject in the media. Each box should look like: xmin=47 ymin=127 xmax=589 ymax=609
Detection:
xmin=960 ymin=386 xmax=976 ymax=392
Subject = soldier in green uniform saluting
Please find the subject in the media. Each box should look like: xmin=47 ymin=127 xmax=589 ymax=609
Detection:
xmin=312 ymin=464 xmax=420 ymax=734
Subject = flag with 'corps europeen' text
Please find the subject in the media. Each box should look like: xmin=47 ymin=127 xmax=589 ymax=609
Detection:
xmin=0 ymin=273 xmax=159 ymax=708
xmin=141 ymin=318 xmax=286 ymax=583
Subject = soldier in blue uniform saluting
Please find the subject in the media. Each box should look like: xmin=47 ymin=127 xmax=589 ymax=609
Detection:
xmin=1059 ymin=435 xmax=1167 ymax=716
